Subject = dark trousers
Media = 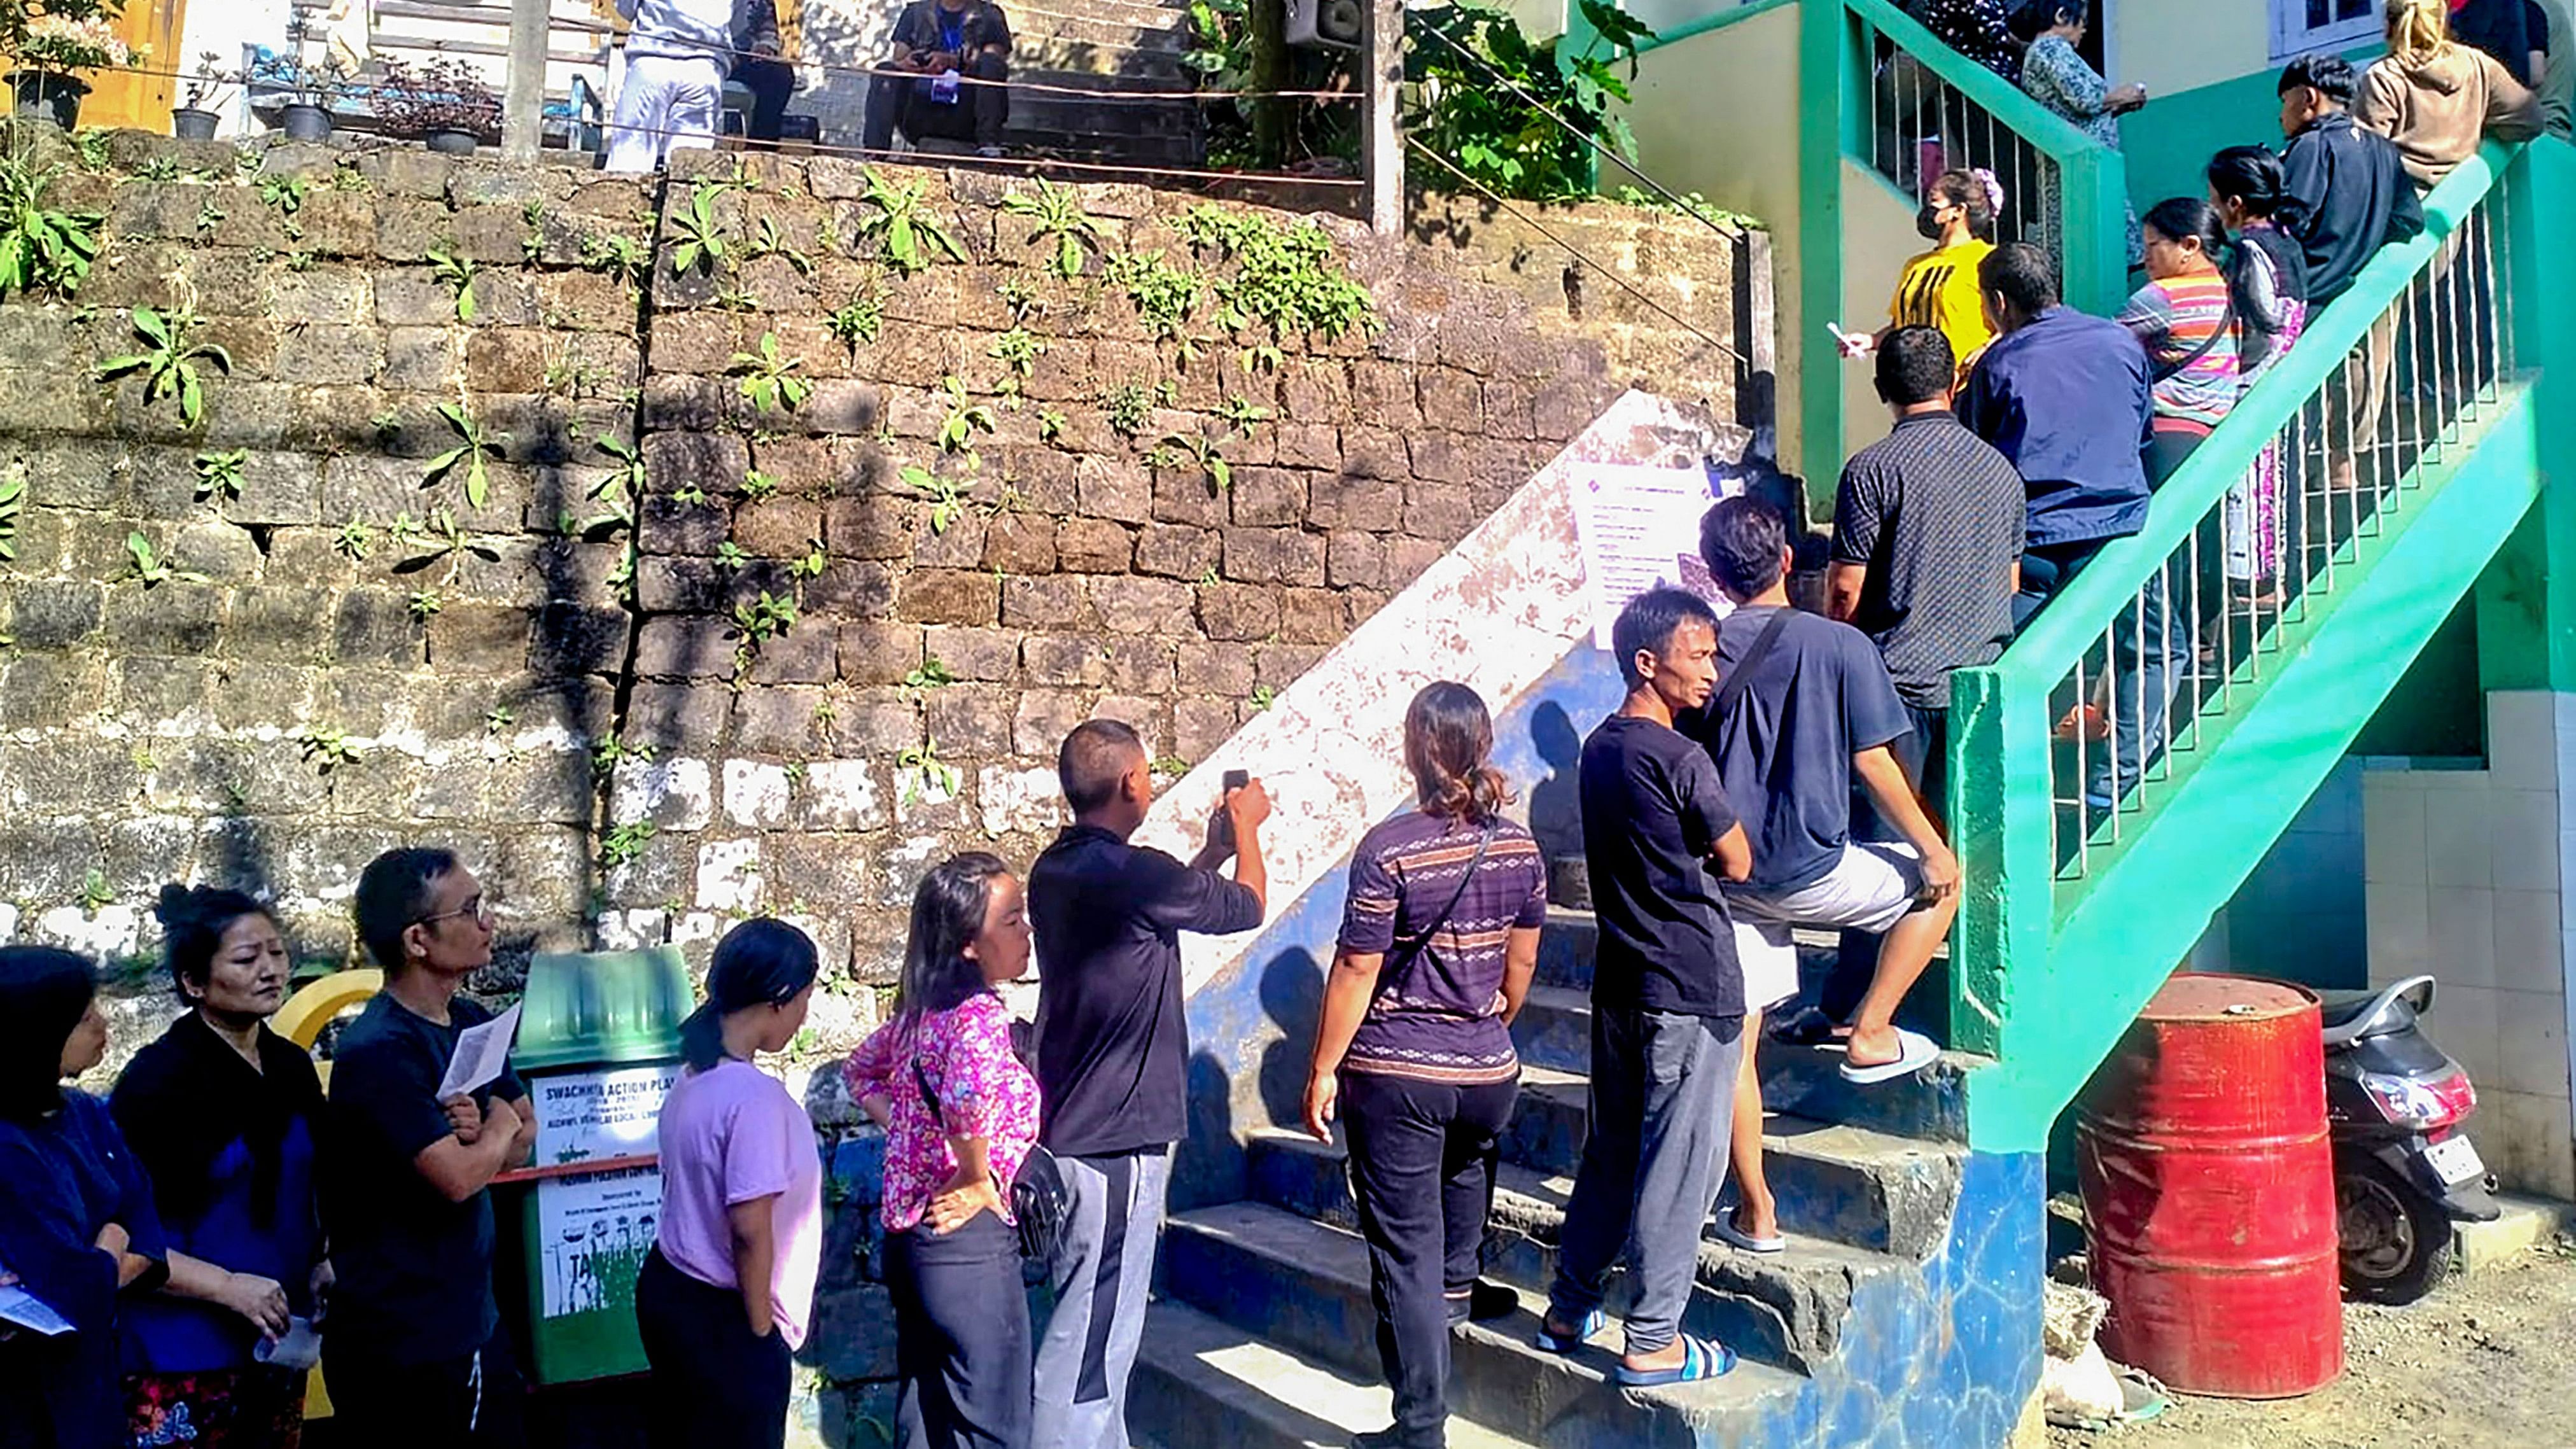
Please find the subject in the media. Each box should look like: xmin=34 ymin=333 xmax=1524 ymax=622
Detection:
xmin=1830 ymin=701 xmax=1947 ymax=1023
xmin=324 ymin=1331 xmax=527 ymax=1449
xmin=636 ymin=1247 xmax=792 ymax=1449
xmin=1341 ymin=1071 xmax=1520 ymax=1449
xmin=734 ymin=55 xmax=794 ymax=143
xmin=862 ymin=53 xmax=1009 ymax=151
xmin=889 ymin=1212 xmax=1032 ymax=1449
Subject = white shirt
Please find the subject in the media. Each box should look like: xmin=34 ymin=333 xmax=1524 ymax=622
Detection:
xmin=621 ymin=0 xmax=745 ymax=66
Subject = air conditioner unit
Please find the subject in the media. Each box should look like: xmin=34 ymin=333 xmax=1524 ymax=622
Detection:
xmin=1287 ymin=0 xmax=1364 ymax=51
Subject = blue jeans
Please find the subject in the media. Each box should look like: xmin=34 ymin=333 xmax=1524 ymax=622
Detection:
xmin=2013 ymin=535 xmax=2182 ymax=811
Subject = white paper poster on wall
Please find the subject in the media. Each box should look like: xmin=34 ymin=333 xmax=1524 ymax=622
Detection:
xmin=529 ymin=1063 xmax=682 ymax=1320
xmin=1571 ymin=463 xmax=1733 ymax=648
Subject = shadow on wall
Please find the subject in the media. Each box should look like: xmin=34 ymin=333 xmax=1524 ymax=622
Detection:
xmin=1177 ymin=942 xmax=1324 ymax=1213
xmin=1526 ymin=699 xmax=1583 ymax=867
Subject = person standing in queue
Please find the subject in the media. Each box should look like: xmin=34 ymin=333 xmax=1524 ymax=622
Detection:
xmin=1301 ymin=682 xmax=1550 ymax=1449
xmin=0 ymin=946 xmax=169 ymax=1449
xmin=1029 ymin=721 xmax=1268 ymax=1449
xmin=110 ymin=887 xmax=330 ymax=1449
xmin=846 ymin=853 xmax=1042 ymax=1449
xmin=638 ymin=918 xmax=824 ymax=1449
xmin=321 ymin=848 xmax=534 ymax=1449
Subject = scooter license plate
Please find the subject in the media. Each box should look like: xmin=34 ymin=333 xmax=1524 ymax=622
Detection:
xmin=2425 ymin=1135 xmax=2485 ymax=1185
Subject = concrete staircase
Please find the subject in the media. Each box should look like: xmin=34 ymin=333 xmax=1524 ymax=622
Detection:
xmin=1130 ymin=906 xmax=1987 ymax=1449
xmin=995 ymin=0 xmax=1205 ymax=169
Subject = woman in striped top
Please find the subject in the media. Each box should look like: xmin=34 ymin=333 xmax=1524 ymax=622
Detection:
xmin=2119 ymin=197 xmax=2267 ymax=484
xmin=1303 ymin=682 xmax=1549 ymax=1449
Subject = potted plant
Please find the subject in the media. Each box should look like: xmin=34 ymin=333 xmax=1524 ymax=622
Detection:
xmin=375 ymin=56 xmax=499 ymax=155
xmin=4 ymin=1 xmax=143 ymax=131
xmin=172 ymin=50 xmax=235 ymax=139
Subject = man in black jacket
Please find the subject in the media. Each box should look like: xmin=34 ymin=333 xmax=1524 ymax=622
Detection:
xmin=861 ymin=0 xmax=1013 ymax=156
xmin=2278 ymin=52 xmax=2426 ymax=495
xmin=2277 ymin=52 xmax=2426 ymax=307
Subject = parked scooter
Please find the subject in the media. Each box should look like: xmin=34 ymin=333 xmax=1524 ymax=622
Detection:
xmin=2318 ymin=974 xmax=2500 ymax=1304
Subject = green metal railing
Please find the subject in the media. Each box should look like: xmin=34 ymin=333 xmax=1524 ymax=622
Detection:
xmin=1949 ymin=144 xmax=2545 ymax=1153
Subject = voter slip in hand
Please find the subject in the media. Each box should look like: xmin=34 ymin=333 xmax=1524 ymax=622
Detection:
xmin=435 ymin=1002 xmax=524 ymax=1102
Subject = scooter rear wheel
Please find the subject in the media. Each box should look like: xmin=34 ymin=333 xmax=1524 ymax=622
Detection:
xmin=2335 ymin=1156 xmax=2453 ymax=1305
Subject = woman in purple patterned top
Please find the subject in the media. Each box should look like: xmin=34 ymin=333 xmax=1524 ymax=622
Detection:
xmin=1303 ymin=683 xmax=1550 ymax=1449
xmin=844 ymin=852 xmax=1039 ymax=1449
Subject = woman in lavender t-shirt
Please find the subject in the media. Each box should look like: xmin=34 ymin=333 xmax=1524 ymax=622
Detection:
xmin=844 ymin=852 xmax=1040 ymax=1449
xmin=637 ymin=918 xmax=823 ymax=1449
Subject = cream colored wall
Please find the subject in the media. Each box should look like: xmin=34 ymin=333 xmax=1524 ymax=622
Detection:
xmin=1506 ymin=0 xmax=1569 ymax=41
xmin=1839 ymin=159 xmax=1925 ymax=463
xmin=1621 ymin=2 xmax=1805 ymax=461
xmin=2111 ymin=0 xmax=2271 ymax=102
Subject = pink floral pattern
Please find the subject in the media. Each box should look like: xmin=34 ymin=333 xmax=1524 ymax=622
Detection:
xmin=843 ymin=991 xmax=1040 ymax=1233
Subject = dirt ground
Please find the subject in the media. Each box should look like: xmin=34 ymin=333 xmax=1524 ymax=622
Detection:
xmin=2048 ymin=1238 xmax=2576 ymax=1449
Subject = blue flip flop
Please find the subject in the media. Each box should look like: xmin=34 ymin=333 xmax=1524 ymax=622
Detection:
xmin=1531 ymin=1308 xmax=1606 ymax=1355
xmin=1616 ymin=1334 xmax=1738 ymax=1388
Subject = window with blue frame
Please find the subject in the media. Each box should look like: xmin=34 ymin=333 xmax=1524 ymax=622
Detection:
xmin=2273 ymin=0 xmax=2380 ymax=59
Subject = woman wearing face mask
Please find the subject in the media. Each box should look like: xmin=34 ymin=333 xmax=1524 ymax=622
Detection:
xmin=637 ymin=917 xmax=825 ymax=1449
xmin=0 ymin=945 xmax=169 ymax=1449
xmin=1842 ymin=168 xmax=2003 ymax=381
xmin=844 ymin=853 xmax=1040 ymax=1449
xmin=109 ymin=886 xmax=331 ymax=1449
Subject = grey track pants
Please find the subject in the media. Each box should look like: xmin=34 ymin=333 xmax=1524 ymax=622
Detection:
xmin=1032 ymin=1145 xmax=1172 ymax=1449
xmin=1544 ymin=1007 xmax=1744 ymax=1355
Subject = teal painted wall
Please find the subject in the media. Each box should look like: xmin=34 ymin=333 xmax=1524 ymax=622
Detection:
xmin=2118 ymin=66 xmax=2297 ymax=218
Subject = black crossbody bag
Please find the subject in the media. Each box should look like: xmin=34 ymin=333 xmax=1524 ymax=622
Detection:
xmin=911 ymin=1056 xmax=1072 ymax=1263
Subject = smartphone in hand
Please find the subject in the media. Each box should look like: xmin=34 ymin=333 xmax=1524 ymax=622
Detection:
xmin=1217 ymin=769 xmax=1249 ymax=853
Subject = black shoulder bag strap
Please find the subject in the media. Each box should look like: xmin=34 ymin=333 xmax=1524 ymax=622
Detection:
xmin=1713 ymin=606 xmax=1797 ymax=721
xmin=2148 ymin=300 xmax=2237 ymax=384
xmin=1389 ymin=824 xmax=1495 ymax=973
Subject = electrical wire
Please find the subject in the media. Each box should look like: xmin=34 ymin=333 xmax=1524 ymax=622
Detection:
xmin=1404 ymin=133 xmax=1747 ymax=368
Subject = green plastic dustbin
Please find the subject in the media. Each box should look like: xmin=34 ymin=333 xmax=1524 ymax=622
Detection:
xmin=504 ymin=946 xmax=694 ymax=1385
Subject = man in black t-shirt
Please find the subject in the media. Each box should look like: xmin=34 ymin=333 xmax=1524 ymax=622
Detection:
xmin=1029 ymin=719 xmax=1268 ymax=1449
xmin=322 ymin=847 xmax=535 ymax=1449
xmin=1690 ymin=498 xmax=1962 ymax=1091
xmin=1536 ymin=587 xmax=1754 ymax=1390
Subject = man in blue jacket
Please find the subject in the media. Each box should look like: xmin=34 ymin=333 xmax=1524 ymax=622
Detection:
xmin=1959 ymin=242 xmax=2168 ymax=811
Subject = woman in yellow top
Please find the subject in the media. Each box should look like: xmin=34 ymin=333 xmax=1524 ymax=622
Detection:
xmin=1842 ymin=168 xmax=2004 ymax=376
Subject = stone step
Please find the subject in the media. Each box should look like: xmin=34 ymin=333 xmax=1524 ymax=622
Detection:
xmin=1012 ymin=41 xmax=1194 ymax=80
xmin=1500 ymin=1068 xmax=1963 ymax=1258
xmin=1532 ymin=911 xmax=1952 ymax=1038
xmin=1508 ymin=986 xmax=1978 ymax=1144
xmin=1159 ymin=1202 xmax=1805 ymax=1446
xmin=1243 ymin=1130 xmax=1915 ymax=1375
xmin=1130 ymin=1300 xmax=1541 ymax=1449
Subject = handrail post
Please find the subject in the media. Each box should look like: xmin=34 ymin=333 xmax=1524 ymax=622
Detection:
xmin=2055 ymin=140 xmax=2131 ymax=318
xmin=1364 ymin=0 xmax=1404 ymax=235
xmin=503 ymin=0 xmax=549 ymax=163
xmin=1796 ymin=0 xmax=1855 ymax=480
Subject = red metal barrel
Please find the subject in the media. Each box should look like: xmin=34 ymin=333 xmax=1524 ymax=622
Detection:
xmin=2078 ymin=974 xmax=2342 ymax=1398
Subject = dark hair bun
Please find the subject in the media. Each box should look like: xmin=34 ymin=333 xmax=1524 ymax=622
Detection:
xmin=155 ymin=881 xmax=202 ymax=930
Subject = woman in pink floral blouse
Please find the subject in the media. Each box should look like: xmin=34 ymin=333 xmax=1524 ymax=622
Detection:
xmin=844 ymin=851 xmax=1040 ymax=1449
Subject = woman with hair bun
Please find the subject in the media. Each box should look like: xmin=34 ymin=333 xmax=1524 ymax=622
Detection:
xmin=636 ymin=916 xmax=823 ymax=1449
xmin=1301 ymin=682 xmax=1550 ymax=1449
xmin=1844 ymin=167 xmax=2005 ymax=380
xmin=109 ymin=886 xmax=326 ymax=1449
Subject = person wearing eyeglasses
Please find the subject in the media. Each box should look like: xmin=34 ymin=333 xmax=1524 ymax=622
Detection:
xmin=318 ymin=848 xmax=535 ymax=1449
